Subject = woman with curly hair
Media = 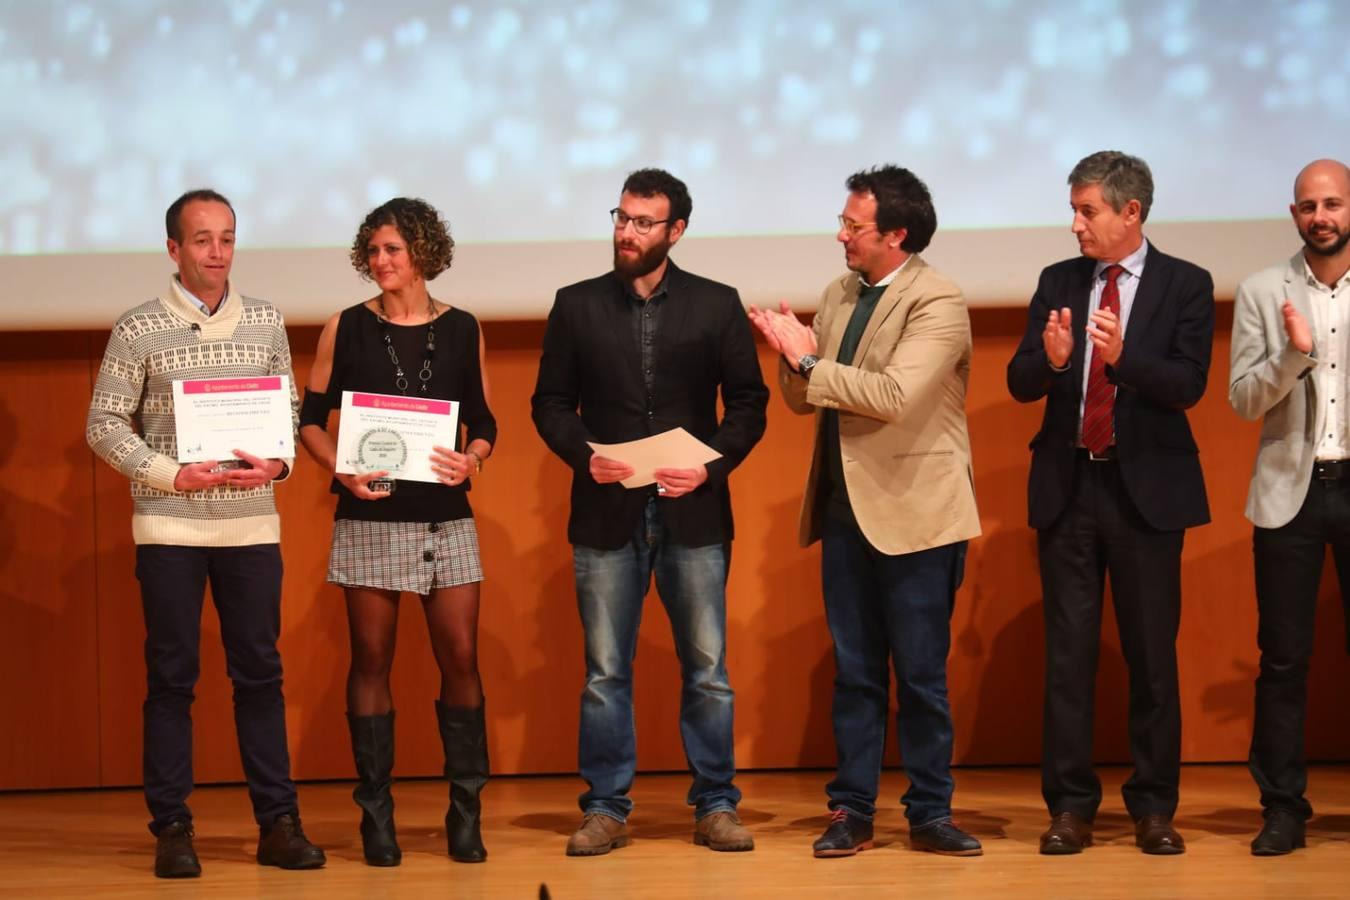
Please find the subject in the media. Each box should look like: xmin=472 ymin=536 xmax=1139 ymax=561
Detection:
xmin=299 ymin=197 xmax=496 ymax=866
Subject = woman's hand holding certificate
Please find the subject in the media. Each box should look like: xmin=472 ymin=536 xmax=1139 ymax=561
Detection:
xmin=334 ymin=391 xmax=460 ymax=486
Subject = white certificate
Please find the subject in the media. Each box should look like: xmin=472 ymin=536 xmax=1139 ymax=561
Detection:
xmin=173 ymin=375 xmax=295 ymax=463
xmin=334 ymin=391 xmax=460 ymax=484
xmin=586 ymin=427 xmax=723 ymax=489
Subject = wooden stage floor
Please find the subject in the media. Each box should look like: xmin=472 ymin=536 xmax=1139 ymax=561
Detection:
xmin=2 ymin=765 xmax=1348 ymax=898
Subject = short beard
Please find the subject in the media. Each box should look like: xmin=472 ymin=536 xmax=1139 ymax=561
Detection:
xmin=613 ymin=239 xmax=670 ymax=279
xmin=1302 ymin=226 xmax=1350 ymax=258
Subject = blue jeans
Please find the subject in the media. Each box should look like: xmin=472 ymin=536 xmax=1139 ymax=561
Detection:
xmin=821 ymin=515 xmax=965 ymax=827
xmin=573 ymin=498 xmax=740 ymax=821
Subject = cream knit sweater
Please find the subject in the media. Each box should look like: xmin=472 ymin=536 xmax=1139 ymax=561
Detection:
xmin=86 ymin=279 xmax=299 ymax=546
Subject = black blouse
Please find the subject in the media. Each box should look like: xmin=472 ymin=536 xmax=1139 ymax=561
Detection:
xmin=314 ymin=302 xmax=497 ymax=522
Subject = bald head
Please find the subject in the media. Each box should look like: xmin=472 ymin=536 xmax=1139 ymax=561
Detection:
xmin=1292 ymin=159 xmax=1350 ymax=259
xmin=1294 ymin=158 xmax=1350 ymax=199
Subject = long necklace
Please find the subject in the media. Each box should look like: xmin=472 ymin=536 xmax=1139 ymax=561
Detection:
xmin=375 ymin=295 xmax=437 ymax=395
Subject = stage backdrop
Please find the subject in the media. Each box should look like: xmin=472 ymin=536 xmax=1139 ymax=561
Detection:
xmin=4 ymin=1 xmax=1349 ymax=325
xmin=4 ymin=305 xmax=1349 ymax=792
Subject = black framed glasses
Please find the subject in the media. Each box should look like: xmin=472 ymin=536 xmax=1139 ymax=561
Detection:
xmin=611 ymin=208 xmax=671 ymax=235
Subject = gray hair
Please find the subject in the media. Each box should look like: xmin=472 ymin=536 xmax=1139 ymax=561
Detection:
xmin=1068 ymin=151 xmax=1154 ymax=222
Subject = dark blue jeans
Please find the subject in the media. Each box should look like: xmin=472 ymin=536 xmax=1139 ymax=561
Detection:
xmin=573 ymin=498 xmax=740 ymax=822
xmin=1251 ymin=476 xmax=1350 ymax=821
xmin=821 ymin=515 xmax=965 ymax=827
xmin=136 ymin=543 xmax=298 ymax=835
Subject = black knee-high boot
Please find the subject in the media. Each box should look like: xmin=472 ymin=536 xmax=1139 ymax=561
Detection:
xmin=435 ymin=700 xmax=488 ymax=862
xmin=347 ymin=711 xmax=402 ymax=866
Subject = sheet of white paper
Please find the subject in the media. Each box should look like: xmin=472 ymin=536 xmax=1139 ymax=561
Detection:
xmin=173 ymin=375 xmax=295 ymax=462
xmin=334 ymin=391 xmax=459 ymax=484
xmin=586 ymin=427 xmax=723 ymax=489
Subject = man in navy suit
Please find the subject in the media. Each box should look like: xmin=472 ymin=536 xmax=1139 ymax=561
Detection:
xmin=1007 ymin=151 xmax=1214 ymax=856
xmin=532 ymin=168 xmax=768 ymax=857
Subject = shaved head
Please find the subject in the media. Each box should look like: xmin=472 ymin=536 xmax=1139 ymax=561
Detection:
xmin=1294 ymin=158 xmax=1350 ymax=199
xmin=1292 ymin=158 xmax=1350 ymax=260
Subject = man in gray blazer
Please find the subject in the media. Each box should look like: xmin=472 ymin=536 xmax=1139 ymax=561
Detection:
xmin=1229 ymin=158 xmax=1350 ymax=856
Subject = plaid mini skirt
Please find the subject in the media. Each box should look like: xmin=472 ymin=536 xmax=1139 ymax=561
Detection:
xmin=328 ymin=517 xmax=483 ymax=593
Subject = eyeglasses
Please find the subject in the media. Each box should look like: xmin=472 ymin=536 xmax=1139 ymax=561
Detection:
xmin=611 ymin=208 xmax=672 ymax=235
xmin=837 ymin=216 xmax=878 ymax=237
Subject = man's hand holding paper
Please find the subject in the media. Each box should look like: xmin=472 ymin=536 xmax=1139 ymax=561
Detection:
xmin=585 ymin=427 xmax=722 ymax=495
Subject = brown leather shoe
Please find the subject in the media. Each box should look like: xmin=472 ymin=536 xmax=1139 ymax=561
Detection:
xmin=1039 ymin=811 xmax=1093 ymax=855
xmin=257 ymin=814 xmax=327 ymax=869
xmin=694 ymin=811 xmax=754 ymax=852
xmin=154 ymin=820 xmax=201 ymax=878
xmin=1135 ymin=814 xmax=1185 ymax=855
xmin=565 ymin=814 xmax=629 ymax=857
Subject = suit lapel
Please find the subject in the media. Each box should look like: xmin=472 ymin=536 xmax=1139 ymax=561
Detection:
xmin=599 ymin=273 xmax=644 ymax=386
xmin=854 ymin=256 xmax=926 ymax=363
xmin=1284 ymin=254 xmax=1319 ymax=442
xmin=654 ymin=261 xmax=693 ymax=376
xmin=1121 ymin=243 xmax=1169 ymax=341
xmin=1283 ymin=253 xmax=1315 ymax=340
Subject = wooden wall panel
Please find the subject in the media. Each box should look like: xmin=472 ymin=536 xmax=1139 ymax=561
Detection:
xmin=0 ymin=333 xmax=102 ymax=789
xmin=3 ymin=302 xmax=1349 ymax=792
xmin=91 ymin=444 xmax=149 ymax=788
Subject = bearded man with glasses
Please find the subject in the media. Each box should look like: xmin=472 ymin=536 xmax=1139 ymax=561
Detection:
xmin=532 ymin=168 xmax=768 ymax=857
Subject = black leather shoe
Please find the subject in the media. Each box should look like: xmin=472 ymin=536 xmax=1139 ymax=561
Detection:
xmin=812 ymin=809 xmax=874 ymax=858
xmin=257 ymin=814 xmax=327 ymax=869
xmin=910 ymin=820 xmax=982 ymax=856
xmin=1251 ymin=809 xmax=1305 ymax=856
xmin=154 ymin=820 xmax=201 ymax=878
xmin=1134 ymin=814 xmax=1185 ymax=855
xmin=1040 ymin=811 xmax=1093 ymax=855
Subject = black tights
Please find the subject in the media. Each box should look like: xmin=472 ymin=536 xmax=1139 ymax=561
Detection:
xmin=345 ymin=582 xmax=483 ymax=715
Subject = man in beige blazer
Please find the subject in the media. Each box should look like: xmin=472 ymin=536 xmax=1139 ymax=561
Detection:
xmin=750 ymin=165 xmax=981 ymax=858
xmin=1229 ymin=158 xmax=1350 ymax=856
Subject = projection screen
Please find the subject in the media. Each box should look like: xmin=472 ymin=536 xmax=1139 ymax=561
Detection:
xmin=1 ymin=1 xmax=1345 ymax=327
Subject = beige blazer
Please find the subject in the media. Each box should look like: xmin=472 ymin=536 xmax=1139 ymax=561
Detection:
xmin=1228 ymin=252 xmax=1321 ymax=529
xmin=780 ymin=255 xmax=981 ymax=555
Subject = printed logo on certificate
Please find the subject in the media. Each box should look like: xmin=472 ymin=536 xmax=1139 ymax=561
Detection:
xmin=335 ymin=391 xmax=460 ymax=485
xmin=172 ymin=375 xmax=295 ymax=463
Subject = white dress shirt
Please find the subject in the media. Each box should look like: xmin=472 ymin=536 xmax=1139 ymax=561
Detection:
xmin=1301 ymin=253 xmax=1350 ymax=461
xmin=1075 ymin=239 xmax=1150 ymax=443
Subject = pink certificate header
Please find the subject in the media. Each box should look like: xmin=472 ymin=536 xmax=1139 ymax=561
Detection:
xmin=181 ymin=376 xmax=283 ymax=394
xmin=352 ymin=393 xmax=454 ymax=416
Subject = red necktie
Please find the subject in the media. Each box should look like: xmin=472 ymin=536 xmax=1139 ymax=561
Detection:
xmin=1080 ymin=264 xmax=1125 ymax=455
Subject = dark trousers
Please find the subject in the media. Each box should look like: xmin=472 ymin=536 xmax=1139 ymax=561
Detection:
xmin=136 ymin=543 xmax=297 ymax=835
xmin=1038 ymin=457 xmax=1184 ymax=822
xmin=821 ymin=514 xmax=966 ymax=827
xmin=1251 ymin=476 xmax=1350 ymax=820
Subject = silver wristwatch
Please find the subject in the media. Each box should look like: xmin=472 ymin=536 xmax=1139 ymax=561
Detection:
xmin=798 ymin=354 xmax=819 ymax=378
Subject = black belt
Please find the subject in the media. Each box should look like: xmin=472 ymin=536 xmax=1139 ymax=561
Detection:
xmin=1076 ymin=446 xmax=1117 ymax=462
xmin=1313 ymin=459 xmax=1350 ymax=480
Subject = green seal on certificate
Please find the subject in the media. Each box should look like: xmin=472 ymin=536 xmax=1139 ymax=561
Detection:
xmin=356 ymin=428 xmax=408 ymax=475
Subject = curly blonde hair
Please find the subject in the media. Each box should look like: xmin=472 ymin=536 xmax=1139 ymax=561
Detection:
xmin=350 ymin=197 xmax=455 ymax=281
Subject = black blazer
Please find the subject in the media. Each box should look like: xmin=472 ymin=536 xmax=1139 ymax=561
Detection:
xmin=531 ymin=261 xmax=769 ymax=550
xmin=1006 ymin=245 xmax=1214 ymax=532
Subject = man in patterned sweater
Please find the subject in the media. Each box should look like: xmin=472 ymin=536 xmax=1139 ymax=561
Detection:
xmin=86 ymin=189 xmax=324 ymax=879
